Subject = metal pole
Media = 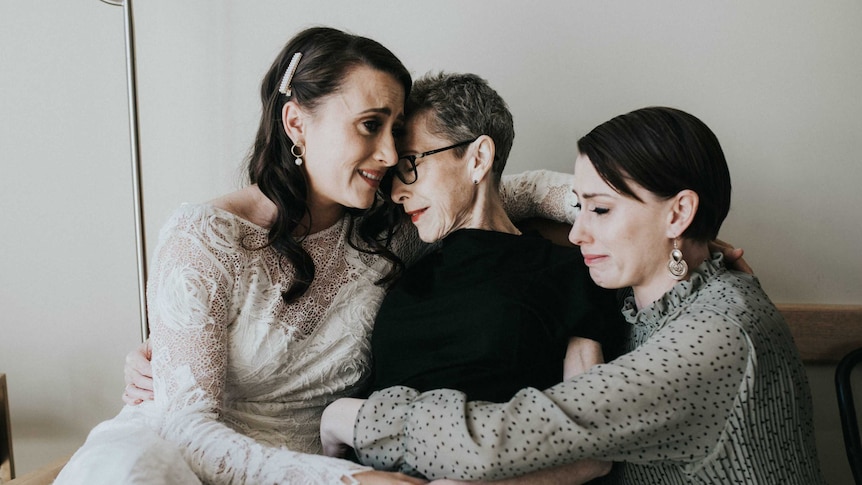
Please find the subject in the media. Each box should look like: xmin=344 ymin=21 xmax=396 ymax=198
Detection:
xmin=101 ymin=0 xmax=149 ymax=342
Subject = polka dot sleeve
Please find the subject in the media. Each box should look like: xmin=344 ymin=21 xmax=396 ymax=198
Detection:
xmin=354 ymin=310 xmax=751 ymax=480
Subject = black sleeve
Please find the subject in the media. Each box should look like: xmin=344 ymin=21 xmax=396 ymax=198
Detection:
xmin=555 ymin=255 xmax=627 ymax=358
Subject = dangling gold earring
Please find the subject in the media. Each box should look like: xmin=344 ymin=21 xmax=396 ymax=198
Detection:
xmin=667 ymin=239 xmax=688 ymax=280
xmin=291 ymin=144 xmax=305 ymax=166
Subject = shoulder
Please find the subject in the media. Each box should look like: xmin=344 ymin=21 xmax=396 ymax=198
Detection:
xmin=515 ymin=230 xmax=579 ymax=259
xmin=207 ymin=186 xmax=275 ymax=227
xmin=666 ymin=269 xmax=786 ymax=351
xmin=157 ymin=203 xmax=266 ymax=257
xmin=163 ymin=203 xmax=244 ymax=236
xmin=522 ymin=232 xmax=587 ymax=277
xmin=694 ymin=270 xmax=777 ymax=323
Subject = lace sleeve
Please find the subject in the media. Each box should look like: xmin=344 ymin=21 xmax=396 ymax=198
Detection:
xmin=500 ymin=169 xmax=577 ymax=223
xmin=148 ymin=208 xmax=370 ymax=484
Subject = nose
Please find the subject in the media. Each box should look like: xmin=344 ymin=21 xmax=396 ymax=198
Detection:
xmin=568 ymin=214 xmax=589 ymax=246
xmin=390 ymin=177 xmax=409 ymax=204
xmin=377 ymin=132 xmax=398 ymax=168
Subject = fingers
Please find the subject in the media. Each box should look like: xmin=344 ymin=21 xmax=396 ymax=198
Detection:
xmin=123 ymin=339 xmax=155 ymax=406
xmin=122 ymin=383 xmax=154 ymax=406
xmin=124 ymin=343 xmax=154 ymax=387
xmin=353 ymin=471 xmax=429 ymax=484
xmin=710 ymin=238 xmax=731 ymax=250
xmin=732 ymin=251 xmax=754 ymax=274
xmin=122 ymin=339 xmax=155 ymax=405
xmin=124 ymin=352 xmax=153 ymax=388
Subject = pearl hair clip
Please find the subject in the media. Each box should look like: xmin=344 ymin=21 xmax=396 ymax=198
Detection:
xmin=278 ymin=52 xmax=303 ymax=96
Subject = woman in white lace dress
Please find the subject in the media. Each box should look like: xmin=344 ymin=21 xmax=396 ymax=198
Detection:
xmin=56 ymin=27 xmax=572 ymax=485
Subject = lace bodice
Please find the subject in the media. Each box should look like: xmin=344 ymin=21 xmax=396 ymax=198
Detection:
xmin=149 ymin=204 xmax=384 ymax=483
xmin=140 ymin=170 xmax=573 ymax=484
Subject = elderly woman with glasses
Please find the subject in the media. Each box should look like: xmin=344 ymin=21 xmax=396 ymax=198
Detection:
xmin=319 ymin=72 xmax=622 ymax=483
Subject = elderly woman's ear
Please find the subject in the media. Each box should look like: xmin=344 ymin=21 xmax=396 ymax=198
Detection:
xmin=468 ymin=135 xmax=496 ymax=184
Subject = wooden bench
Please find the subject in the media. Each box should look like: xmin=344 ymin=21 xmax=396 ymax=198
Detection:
xmin=779 ymin=304 xmax=862 ymax=364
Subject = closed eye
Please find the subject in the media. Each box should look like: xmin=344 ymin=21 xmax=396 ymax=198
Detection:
xmin=573 ymin=202 xmax=609 ymax=215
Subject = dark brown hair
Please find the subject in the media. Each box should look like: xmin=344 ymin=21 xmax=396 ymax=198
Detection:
xmin=577 ymin=107 xmax=731 ymax=241
xmin=246 ymin=27 xmax=412 ymax=302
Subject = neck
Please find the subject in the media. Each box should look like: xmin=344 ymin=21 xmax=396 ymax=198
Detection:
xmin=302 ymin=202 xmax=345 ymax=234
xmin=632 ymin=240 xmax=710 ymax=310
xmin=467 ymin=184 xmax=520 ymax=235
xmin=221 ymin=185 xmax=278 ymax=228
xmin=244 ymin=185 xmax=344 ymax=235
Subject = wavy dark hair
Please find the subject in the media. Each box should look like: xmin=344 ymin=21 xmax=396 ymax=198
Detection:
xmin=577 ymin=106 xmax=731 ymax=241
xmin=246 ymin=27 xmax=411 ymax=303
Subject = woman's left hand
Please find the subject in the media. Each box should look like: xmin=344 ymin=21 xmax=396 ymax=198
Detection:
xmin=320 ymin=398 xmax=365 ymax=457
xmin=710 ymin=239 xmax=753 ymax=274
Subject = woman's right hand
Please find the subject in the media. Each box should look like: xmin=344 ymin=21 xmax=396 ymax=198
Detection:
xmin=352 ymin=471 xmax=427 ymax=484
xmin=122 ymin=339 xmax=154 ymax=405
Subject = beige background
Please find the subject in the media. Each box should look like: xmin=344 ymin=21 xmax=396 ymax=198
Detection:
xmin=1 ymin=0 xmax=860 ymax=482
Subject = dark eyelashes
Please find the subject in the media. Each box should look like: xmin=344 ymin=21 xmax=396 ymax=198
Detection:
xmin=572 ymin=203 xmax=609 ymax=214
xmin=362 ymin=119 xmax=406 ymax=139
xmin=363 ymin=120 xmax=382 ymax=132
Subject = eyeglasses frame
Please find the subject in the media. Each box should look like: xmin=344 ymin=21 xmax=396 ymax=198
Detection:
xmin=393 ymin=138 xmax=477 ymax=185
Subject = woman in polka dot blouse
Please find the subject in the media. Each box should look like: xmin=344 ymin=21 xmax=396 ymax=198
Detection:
xmin=328 ymin=107 xmax=825 ymax=484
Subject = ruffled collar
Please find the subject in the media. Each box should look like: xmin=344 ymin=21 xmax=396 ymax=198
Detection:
xmin=621 ymin=252 xmax=726 ymax=328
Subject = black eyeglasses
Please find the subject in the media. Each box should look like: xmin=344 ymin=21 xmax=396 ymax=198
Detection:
xmin=393 ymin=139 xmax=475 ymax=185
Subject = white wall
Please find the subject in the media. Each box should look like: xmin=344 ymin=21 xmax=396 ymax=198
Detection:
xmin=1 ymin=0 xmax=860 ymax=481
xmin=0 ymin=0 xmax=145 ymax=473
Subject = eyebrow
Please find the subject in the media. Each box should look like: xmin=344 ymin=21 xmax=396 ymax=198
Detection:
xmin=571 ymin=190 xmax=613 ymax=199
xmin=359 ymin=107 xmax=405 ymax=124
xmin=360 ymin=107 xmax=394 ymax=116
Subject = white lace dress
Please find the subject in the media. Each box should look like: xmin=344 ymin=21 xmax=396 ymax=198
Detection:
xmin=54 ymin=170 xmax=573 ymax=485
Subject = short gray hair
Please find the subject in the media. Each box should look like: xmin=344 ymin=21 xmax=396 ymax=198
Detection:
xmin=407 ymin=72 xmax=514 ymax=185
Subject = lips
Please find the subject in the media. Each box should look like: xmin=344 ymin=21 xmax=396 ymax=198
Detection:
xmin=405 ymin=208 xmax=427 ymax=224
xmin=358 ymin=169 xmax=384 ymax=188
xmin=582 ymin=254 xmax=607 ymax=266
